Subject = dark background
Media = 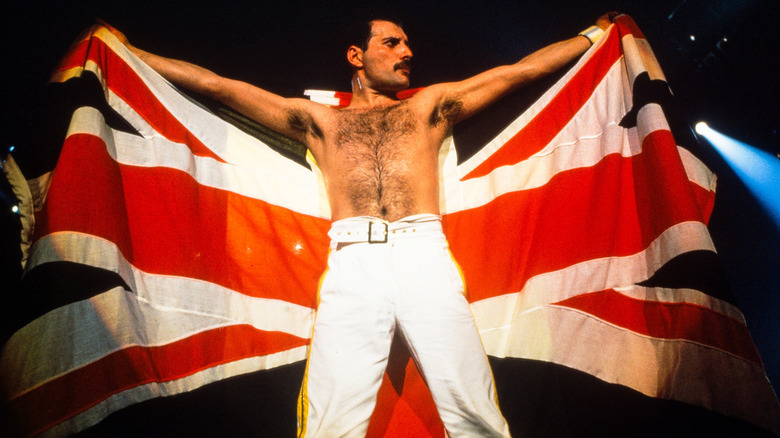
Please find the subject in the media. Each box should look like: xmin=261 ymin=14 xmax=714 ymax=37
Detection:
xmin=2 ymin=0 xmax=778 ymax=398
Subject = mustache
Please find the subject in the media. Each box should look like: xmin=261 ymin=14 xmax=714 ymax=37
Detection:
xmin=394 ymin=61 xmax=412 ymax=71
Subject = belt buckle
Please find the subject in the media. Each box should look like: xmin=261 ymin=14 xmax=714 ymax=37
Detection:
xmin=368 ymin=221 xmax=388 ymax=244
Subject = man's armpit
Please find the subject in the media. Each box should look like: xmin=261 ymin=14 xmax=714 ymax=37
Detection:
xmin=287 ymin=108 xmax=324 ymax=139
xmin=429 ymin=95 xmax=464 ymax=127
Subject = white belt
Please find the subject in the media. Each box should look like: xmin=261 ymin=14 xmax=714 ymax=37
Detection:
xmin=328 ymin=214 xmax=442 ymax=245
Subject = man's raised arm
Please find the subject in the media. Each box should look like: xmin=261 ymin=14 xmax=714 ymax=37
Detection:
xmin=101 ymin=22 xmax=321 ymax=145
xmin=423 ymin=12 xmax=616 ymax=125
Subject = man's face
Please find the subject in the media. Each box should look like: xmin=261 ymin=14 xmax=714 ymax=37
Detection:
xmin=360 ymin=20 xmax=413 ymax=93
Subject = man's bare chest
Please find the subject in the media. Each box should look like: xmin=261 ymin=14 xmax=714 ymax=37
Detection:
xmin=333 ymin=103 xmax=420 ymax=153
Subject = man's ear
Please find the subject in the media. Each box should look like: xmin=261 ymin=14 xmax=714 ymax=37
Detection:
xmin=347 ymin=45 xmax=363 ymax=69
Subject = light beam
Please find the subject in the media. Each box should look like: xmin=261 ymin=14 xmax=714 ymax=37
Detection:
xmin=696 ymin=122 xmax=780 ymax=229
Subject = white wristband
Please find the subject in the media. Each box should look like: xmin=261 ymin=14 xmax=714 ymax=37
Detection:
xmin=579 ymin=25 xmax=605 ymax=45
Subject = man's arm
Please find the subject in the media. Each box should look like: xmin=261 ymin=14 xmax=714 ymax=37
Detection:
xmin=101 ymin=22 xmax=322 ymax=145
xmin=424 ymin=13 xmax=616 ymax=125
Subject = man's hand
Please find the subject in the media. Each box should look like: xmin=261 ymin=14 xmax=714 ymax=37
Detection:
xmin=596 ymin=12 xmax=619 ymax=31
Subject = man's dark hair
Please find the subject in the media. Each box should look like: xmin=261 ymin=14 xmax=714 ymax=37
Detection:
xmin=337 ymin=14 xmax=405 ymax=77
xmin=343 ymin=16 xmax=404 ymax=51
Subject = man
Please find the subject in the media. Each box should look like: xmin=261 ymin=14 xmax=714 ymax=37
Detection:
xmin=106 ymin=12 xmax=614 ymax=437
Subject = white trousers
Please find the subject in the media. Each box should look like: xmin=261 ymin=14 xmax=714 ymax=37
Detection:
xmin=298 ymin=215 xmax=510 ymax=437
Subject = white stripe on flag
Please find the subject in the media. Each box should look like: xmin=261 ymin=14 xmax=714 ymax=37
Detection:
xmin=457 ymin=26 xmax=617 ymax=177
xmin=39 ymin=345 xmax=307 ymax=438
xmin=65 ymin=106 xmax=328 ymax=217
xmin=471 ymin=221 xmax=717 ymax=342
xmin=6 ymin=232 xmax=315 ymax=398
xmin=497 ymin=304 xmax=778 ymax=434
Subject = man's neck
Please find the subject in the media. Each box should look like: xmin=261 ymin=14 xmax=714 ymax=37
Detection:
xmin=349 ymin=77 xmax=403 ymax=109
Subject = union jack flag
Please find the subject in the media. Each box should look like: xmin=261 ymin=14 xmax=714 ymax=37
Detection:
xmin=2 ymin=15 xmax=778 ymax=437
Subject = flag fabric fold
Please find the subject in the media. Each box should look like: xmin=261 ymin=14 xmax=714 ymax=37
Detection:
xmin=2 ymin=15 xmax=778 ymax=437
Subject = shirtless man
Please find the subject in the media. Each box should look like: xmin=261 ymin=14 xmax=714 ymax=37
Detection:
xmin=107 ymin=12 xmax=614 ymax=437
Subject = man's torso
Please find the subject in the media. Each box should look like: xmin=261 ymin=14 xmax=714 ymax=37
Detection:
xmin=303 ymin=93 xmax=454 ymax=222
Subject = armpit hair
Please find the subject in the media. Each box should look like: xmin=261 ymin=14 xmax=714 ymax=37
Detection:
xmin=287 ymin=108 xmax=324 ymax=139
xmin=429 ymin=95 xmax=464 ymax=127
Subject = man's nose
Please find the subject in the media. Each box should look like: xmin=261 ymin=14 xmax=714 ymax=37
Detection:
xmin=400 ymin=43 xmax=413 ymax=59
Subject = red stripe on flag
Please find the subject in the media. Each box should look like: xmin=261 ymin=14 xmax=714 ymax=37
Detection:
xmin=461 ymin=28 xmax=622 ymax=180
xmin=8 ymin=325 xmax=308 ymax=437
xmin=614 ymin=15 xmax=646 ymax=40
xmin=52 ymin=37 xmax=91 ymax=76
xmin=445 ymin=132 xmax=709 ymax=302
xmin=367 ymin=339 xmax=444 ymax=438
xmin=34 ymin=133 xmax=329 ymax=308
xmin=54 ymin=33 xmax=226 ymax=163
xmin=554 ymin=289 xmax=762 ymax=364
xmin=693 ymin=181 xmax=715 ymax=224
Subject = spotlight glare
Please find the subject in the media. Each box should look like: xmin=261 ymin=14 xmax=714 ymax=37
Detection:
xmin=697 ymin=123 xmax=780 ymax=229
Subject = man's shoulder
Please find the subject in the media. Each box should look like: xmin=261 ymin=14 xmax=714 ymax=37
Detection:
xmin=407 ymin=84 xmax=447 ymax=103
xmin=405 ymin=84 xmax=466 ymax=126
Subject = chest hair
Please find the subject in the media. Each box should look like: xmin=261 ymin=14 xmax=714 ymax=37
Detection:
xmin=335 ymin=103 xmax=419 ymax=217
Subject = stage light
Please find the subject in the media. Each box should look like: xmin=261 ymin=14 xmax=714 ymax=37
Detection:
xmin=696 ymin=122 xmax=780 ymax=229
